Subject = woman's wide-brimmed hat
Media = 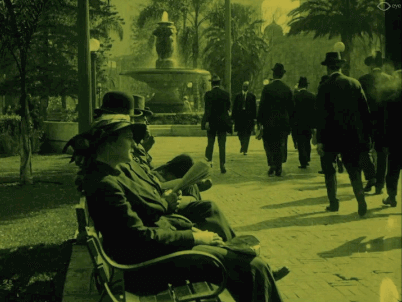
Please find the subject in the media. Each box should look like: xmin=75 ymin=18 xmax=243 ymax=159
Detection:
xmin=272 ymin=63 xmax=286 ymax=74
xmin=133 ymin=94 xmax=153 ymax=117
xmin=321 ymin=52 xmax=346 ymax=66
xmin=94 ymin=91 xmax=142 ymax=118
xmin=364 ymin=51 xmax=384 ymax=67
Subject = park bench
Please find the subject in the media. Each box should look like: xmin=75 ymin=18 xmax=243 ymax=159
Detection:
xmin=74 ymin=196 xmax=236 ymax=302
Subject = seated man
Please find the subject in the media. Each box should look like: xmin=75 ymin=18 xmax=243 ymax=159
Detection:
xmin=75 ymin=106 xmax=287 ymax=301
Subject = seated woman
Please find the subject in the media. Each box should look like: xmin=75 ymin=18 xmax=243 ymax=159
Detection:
xmin=74 ymin=92 xmax=288 ymax=301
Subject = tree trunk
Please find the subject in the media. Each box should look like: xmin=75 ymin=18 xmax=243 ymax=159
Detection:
xmin=61 ymin=95 xmax=67 ymax=109
xmin=192 ymin=9 xmax=199 ymax=68
xmin=19 ymin=54 xmax=33 ymax=185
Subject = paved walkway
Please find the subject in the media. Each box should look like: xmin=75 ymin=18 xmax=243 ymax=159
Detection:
xmin=148 ymin=136 xmax=402 ymax=302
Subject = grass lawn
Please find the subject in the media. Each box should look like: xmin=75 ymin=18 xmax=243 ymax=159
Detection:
xmin=0 ymin=154 xmax=80 ymax=301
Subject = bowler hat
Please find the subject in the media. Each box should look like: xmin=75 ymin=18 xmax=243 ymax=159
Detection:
xmin=364 ymin=51 xmax=384 ymax=67
xmin=94 ymin=91 xmax=141 ymax=117
xmin=298 ymin=76 xmax=309 ymax=87
xmin=272 ymin=63 xmax=286 ymax=74
xmin=133 ymin=94 xmax=153 ymax=117
xmin=209 ymin=75 xmax=221 ymax=82
xmin=321 ymin=52 xmax=346 ymax=66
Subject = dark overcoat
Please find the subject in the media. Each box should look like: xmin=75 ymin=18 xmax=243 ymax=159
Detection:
xmin=82 ymin=161 xmax=195 ymax=265
xmin=316 ymin=72 xmax=372 ymax=152
xmin=257 ymin=80 xmax=294 ymax=135
xmin=293 ymin=89 xmax=316 ymax=133
xmin=232 ymin=91 xmax=257 ymax=132
xmin=201 ymin=87 xmax=232 ymax=133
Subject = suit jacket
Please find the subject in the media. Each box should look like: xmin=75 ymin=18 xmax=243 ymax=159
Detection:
xmin=232 ymin=91 xmax=257 ymax=132
xmin=316 ymin=72 xmax=372 ymax=152
xmin=257 ymin=79 xmax=294 ymax=134
xmin=383 ymin=89 xmax=402 ymax=150
xmin=202 ymin=86 xmax=232 ymax=133
xmin=293 ymin=89 xmax=316 ymax=132
xmin=82 ymin=160 xmax=194 ymax=265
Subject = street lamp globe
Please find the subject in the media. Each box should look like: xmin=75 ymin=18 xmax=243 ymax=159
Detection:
xmin=187 ymin=82 xmax=193 ymax=88
xmin=90 ymin=38 xmax=100 ymax=52
xmin=333 ymin=42 xmax=345 ymax=52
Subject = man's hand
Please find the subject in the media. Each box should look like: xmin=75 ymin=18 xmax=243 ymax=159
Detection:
xmin=205 ymin=122 xmax=210 ymax=131
xmin=163 ymin=189 xmax=182 ymax=212
xmin=193 ymin=230 xmax=225 ymax=246
xmin=317 ymin=143 xmax=325 ymax=157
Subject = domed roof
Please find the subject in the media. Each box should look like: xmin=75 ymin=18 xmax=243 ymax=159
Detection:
xmin=264 ymin=20 xmax=283 ymax=38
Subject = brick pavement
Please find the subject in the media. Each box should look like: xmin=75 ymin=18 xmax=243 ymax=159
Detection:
xmin=150 ymin=136 xmax=402 ymax=302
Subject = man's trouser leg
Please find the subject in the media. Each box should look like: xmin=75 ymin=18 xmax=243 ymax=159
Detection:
xmin=262 ymin=137 xmax=274 ymax=168
xmin=297 ymin=131 xmax=311 ymax=166
xmin=205 ymin=129 xmax=217 ymax=161
xmin=217 ymin=130 xmax=227 ymax=167
xmin=359 ymin=151 xmax=376 ymax=181
xmin=282 ymin=134 xmax=288 ymax=163
xmin=374 ymin=142 xmax=387 ymax=191
xmin=386 ymin=148 xmax=402 ymax=199
xmin=342 ymin=151 xmax=367 ymax=214
xmin=321 ymin=152 xmax=339 ymax=208
xmin=242 ymin=131 xmax=251 ymax=153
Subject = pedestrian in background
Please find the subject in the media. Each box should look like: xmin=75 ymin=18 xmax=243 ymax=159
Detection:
xmin=257 ymin=63 xmax=294 ymax=177
xmin=293 ymin=77 xmax=316 ymax=169
xmin=232 ymin=81 xmax=257 ymax=155
xmin=201 ymin=75 xmax=232 ymax=174
xmin=316 ymin=52 xmax=372 ymax=217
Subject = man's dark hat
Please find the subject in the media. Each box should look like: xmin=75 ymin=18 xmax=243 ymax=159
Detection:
xmin=209 ymin=75 xmax=221 ymax=82
xmin=321 ymin=52 xmax=346 ymax=66
xmin=272 ymin=63 xmax=286 ymax=74
xmin=298 ymin=77 xmax=309 ymax=87
xmin=133 ymin=94 xmax=153 ymax=117
xmin=94 ymin=91 xmax=141 ymax=117
xmin=364 ymin=51 xmax=384 ymax=67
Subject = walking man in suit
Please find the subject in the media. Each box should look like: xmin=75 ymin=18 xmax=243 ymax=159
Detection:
xmin=257 ymin=63 xmax=294 ymax=177
xmin=232 ymin=81 xmax=257 ymax=155
xmin=293 ymin=77 xmax=316 ymax=169
xmin=316 ymin=52 xmax=372 ymax=216
xmin=202 ymin=75 xmax=232 ymax=173
xmin=358 ymin=51 xmax=394 ymax=194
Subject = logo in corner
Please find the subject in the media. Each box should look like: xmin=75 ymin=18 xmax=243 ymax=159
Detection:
xmin=377 ymin=2 xmax=391 ymax=11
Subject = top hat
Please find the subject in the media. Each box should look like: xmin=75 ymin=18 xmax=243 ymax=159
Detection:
xmin=298 ymin=76 xmax=309 ymax=87
xmin=272 ymin=63 xmax=286 ymax=74
xmin=133 ymin=94 xmax=153 ymax=117
xmin=209 ymin=75 xmax=221 ymax=82
xmin=94 ymin=91 xmax=141 ymax=117
xmin=321 ymin=52 xmax=346 ymax=66
xmin=364 ymin=51 xmax=384 ymax=67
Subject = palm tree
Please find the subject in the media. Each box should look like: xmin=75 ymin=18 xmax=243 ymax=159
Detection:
xmin=287 ymin=0 xmax=385 ymax=76
xmin=203 ymin=3 xmax=269 ymax=94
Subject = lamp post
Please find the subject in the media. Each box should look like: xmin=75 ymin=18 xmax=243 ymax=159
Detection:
xmin=77 ymin=0 xmax=92 ymax=132
xmin=90 ymin=38 xmax=100 ymax=112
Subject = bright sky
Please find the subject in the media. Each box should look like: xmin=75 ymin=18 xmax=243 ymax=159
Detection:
xmin=261 ymin=0 xmax=300 ymax=34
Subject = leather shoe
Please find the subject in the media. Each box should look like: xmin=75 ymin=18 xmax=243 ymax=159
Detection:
xmin=268 ymin=167 xmax=275 ymax=177
xmin=318 ymin=171 xmax=325 ymax=174
xmin=298 ymin=165 xmax=307 ymax=169
xmin=358 ymin=201 xmax=367 ymax=217
xmin=374 ymin=187 xmax=383 ymax=195
xmin=326 ymin=204 xmax=339 ymax=212
xmin=382 ymin=196 xmax=397 ymax=207
xmin=363 ymin=178 xmax=376 ymax=192
xmin=273 ymin=267 xmax=290 ymax=281
xmin=220 ymin=165 xmax=226 ymax=174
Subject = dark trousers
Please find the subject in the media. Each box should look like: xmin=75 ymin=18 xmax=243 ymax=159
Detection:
xmin=295 ymin=130 xmax=312 ymax=166
xmin=238 ymin=130 xmax=252 ymax=153
xmin=178 ymin=200 xmax=236 ymax=242
xmin=359 ymin=142 xmax=387 ymax=188
xmin=320 ymin=151 xmax=366 ymax=206
xmin=386 ymin=147 xmax=402 ymax=198
xmin=205 ymin=129 xmax=227 ymax=166
xmin=262 ymin=131 xmax=288 ymax=171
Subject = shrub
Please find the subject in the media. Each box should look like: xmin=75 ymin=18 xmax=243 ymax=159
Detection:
xmin=147 ymin=113 xmax=203 ymax=125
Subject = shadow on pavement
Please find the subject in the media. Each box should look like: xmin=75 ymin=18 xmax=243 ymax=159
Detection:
xmin=297 ymin=183 xmax=352 ymax=191
xmin=260 ymin=194 xmax=356 ymax=210
xmin=234 ymin=206 xmax=401 ymax=232
xmin=318 ymin=236 xmax=402 ymax=258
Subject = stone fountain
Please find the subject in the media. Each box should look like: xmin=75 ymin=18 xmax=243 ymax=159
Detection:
xmin=120 ymin=12 xmax=211 ymax=113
